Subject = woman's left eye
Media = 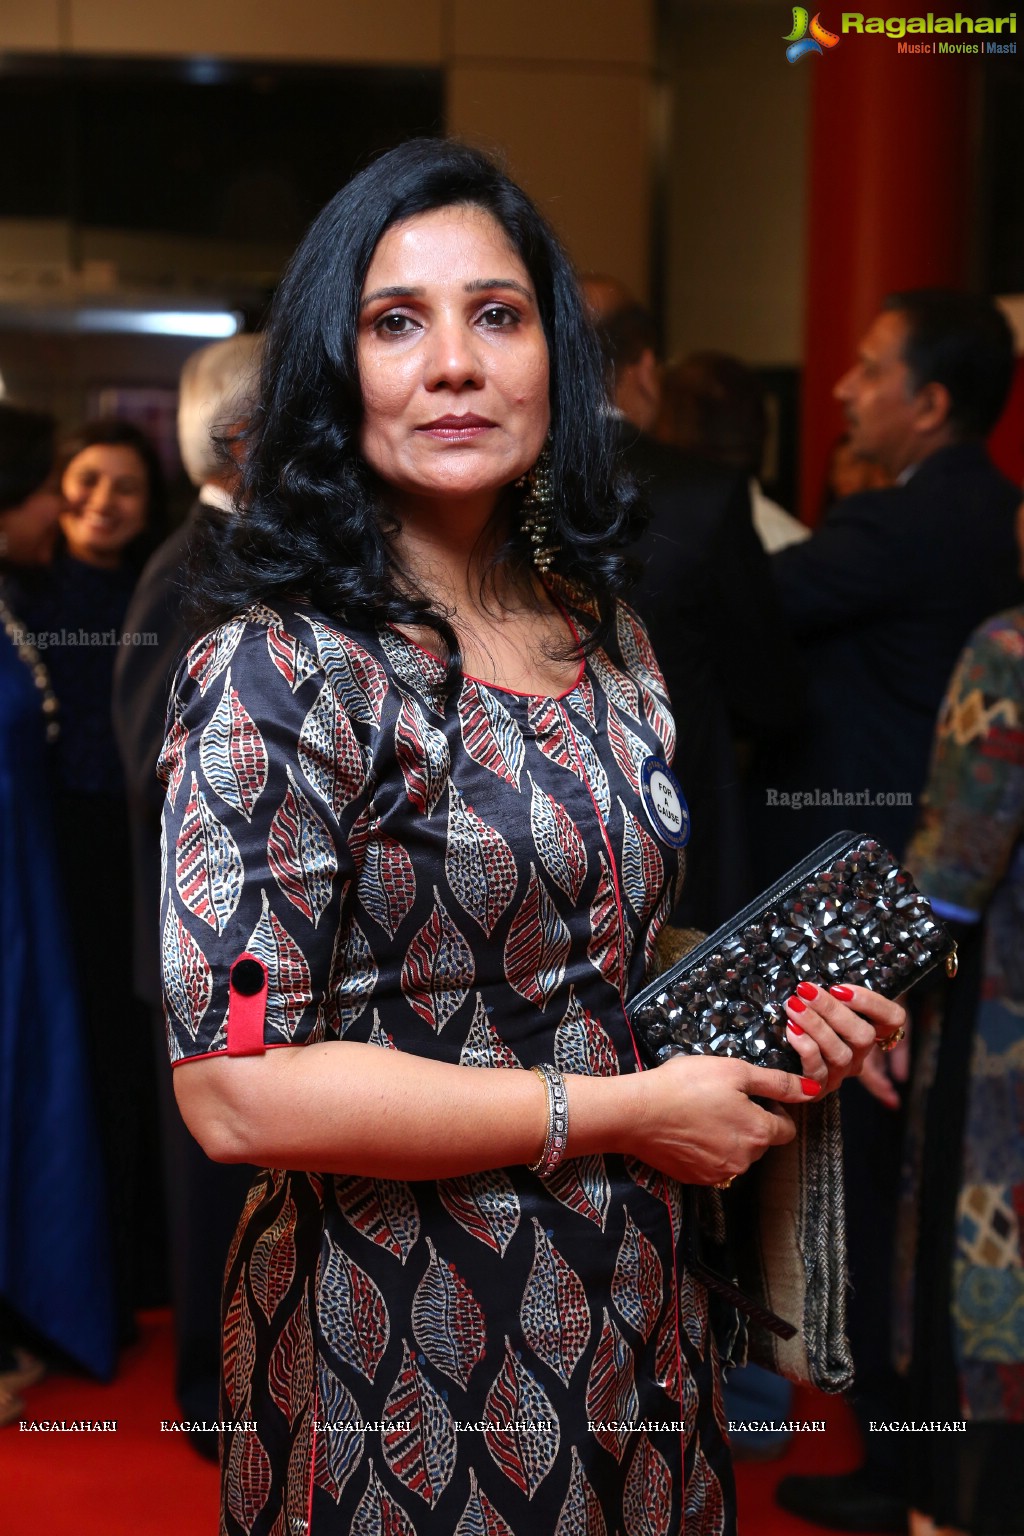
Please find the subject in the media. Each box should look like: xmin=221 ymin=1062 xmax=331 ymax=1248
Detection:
xmin=478 ymin=305 xmax=518 ymax=329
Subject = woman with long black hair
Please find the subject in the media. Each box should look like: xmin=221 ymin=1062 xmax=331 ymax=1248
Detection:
xmin=161 ymin=139 xmax=902 ymax=1534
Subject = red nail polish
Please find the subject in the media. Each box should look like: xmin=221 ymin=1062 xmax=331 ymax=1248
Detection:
xmin=797 ymin=982 xmax=818 ymax=1001
xmin=830 ymin=984 xmax=854 ymax=1001
xmin=787 ymin=996 xmax=807 ymax=1014
xmin=801 ymin=1077 xmax=822 ymax=1096
xmin=788 ymin=1021 xmax=805 ymax=1035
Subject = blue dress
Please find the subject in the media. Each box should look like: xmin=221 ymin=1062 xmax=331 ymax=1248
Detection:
xmin=0 ymin=601 xmax=115 ymax=1377
xmin=160 ymin=590 xmax=736 ymax=1536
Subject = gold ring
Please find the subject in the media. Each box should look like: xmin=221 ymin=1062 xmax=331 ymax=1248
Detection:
xmin=713 ymin=1175 xmax=737 ymax=1190
xmin=877 ymin=1025 xmax=906 ymax=1054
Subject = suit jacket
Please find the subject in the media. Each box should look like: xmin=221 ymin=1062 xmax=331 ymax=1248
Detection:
xmin=619 ymin=424 xmax=801 ymax=927
xmin=113 ymin=506 xmax=198 ymax=1006
xmin=758 ymin=440 xmax=1024 ymax=874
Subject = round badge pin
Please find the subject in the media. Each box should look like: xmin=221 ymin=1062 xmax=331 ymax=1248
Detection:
xmin=640 ymin=756 xmax=690 ymax=848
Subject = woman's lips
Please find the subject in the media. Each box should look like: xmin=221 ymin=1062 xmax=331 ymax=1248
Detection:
xmin=416 ymin=414 xmax=496 ymax=440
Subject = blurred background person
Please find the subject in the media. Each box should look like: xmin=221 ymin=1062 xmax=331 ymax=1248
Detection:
xmin=113 ymin=333 xmax=260 ymax=1458
xmin=10 ymin=418 xmax=170 ymax=1342
xmin=0 ymin=401 xmax=116 ymax=1424
xmin=821 ymin=430 xmax=891 ymax=515
xmin=898 ymin=496 xmax=1024 ymax=1536
xmin=656 ymin=349 xmax=810 ymax=553
xmin=583 ymin=288 xmax=801 ymax=932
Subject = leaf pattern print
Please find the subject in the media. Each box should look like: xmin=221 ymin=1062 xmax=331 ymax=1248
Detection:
xmin=305 ymin=618 xmax=387 ymax=725
xmin=313 ymin=1360 xmax=364 ymax=1503
xmin=685 ymin=1450 xmax=726 ymax=1536
xmin=620 ymin=801 xmax=664 ymax=924
xmin=607 ymin=706 xmax=649 ymax=796
xmin=267 ymin=765 xmax=336 ymax=925
xmin=199 ymin=668 xmax=268 ymax=821
xmin=438 ymin=1169 xmax=520 ymax=1255
xmin=459 ymin=993 xmax=522 ymax=1070
xmin=585 ymin=1310 xmax=639 ymax=1461
xmin=157 ymin=710 xmax=187 ymax=810
xmin=265 ymin=617 xmax=320 ymax=692
xmin=445 ymin=786 xmax=518 ymax=936
xmin=382 ymin=1340 xmax=458 ymax=1507
xmin=483 ymin=1339 xmax=560 ymax=1498
xmin=326 ymin=912 xmax=379 ymax=1034
xmin=226 ymin=1426 xmax=272 ymax=1532
xmin=623 ymin=1435 xmax=673 ymax=1536
xmin=249 ymin=1190 xmax=298 ymax=1323
xmin=298 ymin=679 xmax=367 ymax=819
xmin=587 ymin=853 xmax=621 ymax=986
xmin=529 ymin=774 xmax=588 ymax=903
xmin=175 ymin=771 xmax=243 ymax=933
xmin=520 ymin=1218 xmax=591 ymax=1386
xmin=225 ymin=1176 xmax=269 ymax=1283
xmin=504 ymin=864 xmax=571 ymax=1010
xmin=459 ymin=681 xmax=525 ymax=788
xmin=654 ymin=1306 xmax=681 ymax=1402
xmin=395 ymin=692 xmax=451 ymax=815
xmin=161 ymin=907 xmax=212 ymax=1038
xmin=359 ymin=835 xmax=416 ymax=939
xmin=245 ymin=889 xmax=313 ymax=1037
xmin=680 ymin=1264 xmax=710 ymax=1356
xmin=554 ymin=990 xmax=619 ymax=1078
xmin=335 ymin=1175 xmax=421 ymax=1264
xmin=616 ymin=605 xmax=667 ymax=698
xmin=223 ymin=1265 xmax=257 ymax=1416
xmin=641 ymin=685 xmax=676 ymax=767
xmin=565 ymin=673 xmax=597 ymax=730
xmin=411 ymin=1237 xmax=487 ymax=1389
xmin=454 ymin=1468 xmax=516 ymax=1536
xmin=591 ymin=646 xmax=642 ymax=723
xmin=267 ymin=1284 xmax=313 ymax=1425
xmin=380 ymin=625 xmax=446 ymax=713
xmin=612 ymin=1208 xmax=663 ymax=1341
xmin=554 ymin=1445 xmax=608 ymax=1536
xmin=527 ymin=697 xmax=575 ymax=776
xmin=543 ymin=1153 xmax=611 ymax=1230
xmin=401 ymin=887 xmax=475 ymax=1033
xmin=351 ymin=1466 xmax=418 ymax=1536
xmin=319 ymin=1233 xmax=390 ymax=1383
xmin=186 ymin=617 xmax=246 ymax=695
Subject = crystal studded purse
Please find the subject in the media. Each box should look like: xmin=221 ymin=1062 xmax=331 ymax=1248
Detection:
xmin=628 ymin=831 xmax=957 ymax=1073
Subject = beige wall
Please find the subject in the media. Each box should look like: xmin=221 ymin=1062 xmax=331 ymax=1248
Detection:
xmin=664 ymin=4 xmax=811 ymax=366
xmin=0 ymin=0 xmax=659 ymax=300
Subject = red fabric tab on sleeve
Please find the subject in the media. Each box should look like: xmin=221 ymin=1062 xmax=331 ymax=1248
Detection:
xmin=227 ymin=953 xmax=268 ymax=1057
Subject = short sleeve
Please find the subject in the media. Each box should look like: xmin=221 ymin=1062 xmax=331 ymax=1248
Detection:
xmin=158 ymin=612 xmax=369 ymax=1064
xmin=905 ymin=616 xmax=1024 ymax=919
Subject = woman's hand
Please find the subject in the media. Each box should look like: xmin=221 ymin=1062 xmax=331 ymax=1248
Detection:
xmin=781 ymin=982 xmax=907 ymax=1094
xmin=625 ymin=1055 xmax=822 ymax=1186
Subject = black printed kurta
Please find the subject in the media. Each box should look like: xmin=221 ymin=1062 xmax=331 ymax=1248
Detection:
xmin=159 ymin=587 xmax=735 ymax=1536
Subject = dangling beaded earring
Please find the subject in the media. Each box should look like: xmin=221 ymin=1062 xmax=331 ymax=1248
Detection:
xmin=516 ymin=444 xmax=559 ymax=574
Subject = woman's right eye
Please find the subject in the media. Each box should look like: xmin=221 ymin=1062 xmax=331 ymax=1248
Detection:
xmin=375 ymin=313 xmax=418 ymax=337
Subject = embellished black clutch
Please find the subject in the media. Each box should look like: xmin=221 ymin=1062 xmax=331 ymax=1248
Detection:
xmin=628 ymin=832 xmax=957 ymax=1073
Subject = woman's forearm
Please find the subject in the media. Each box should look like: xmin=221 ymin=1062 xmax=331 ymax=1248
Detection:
xmin=173 ymin=1042 xmax=642 ymax=1180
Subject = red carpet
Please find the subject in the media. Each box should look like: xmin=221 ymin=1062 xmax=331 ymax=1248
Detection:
xmin=2 ymin=1310 xmax=867 ymax=1534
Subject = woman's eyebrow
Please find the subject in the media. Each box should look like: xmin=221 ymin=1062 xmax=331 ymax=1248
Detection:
xmin=360 ymin=278 xmax=534 ymax=311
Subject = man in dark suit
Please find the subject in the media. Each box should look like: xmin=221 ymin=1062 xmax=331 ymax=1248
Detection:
xmin=586 ymin=294 xmax=800 ymax=930
xmin=768 ymin=291 xmax=1021 ymax=1532
xmin=113 ymin=334 xmax=259 ymax=1459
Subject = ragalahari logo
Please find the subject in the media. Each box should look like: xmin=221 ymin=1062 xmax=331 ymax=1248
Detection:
xmin=785 ymin=8 xmax=841 ymax=61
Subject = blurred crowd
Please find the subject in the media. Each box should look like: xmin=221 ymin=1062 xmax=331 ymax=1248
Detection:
xmin=0 ymin=275 xmax=1021 ymax=1536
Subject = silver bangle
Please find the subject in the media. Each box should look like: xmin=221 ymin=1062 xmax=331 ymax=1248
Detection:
xmin=528 ymin=1064 xmax=569 ymax=1177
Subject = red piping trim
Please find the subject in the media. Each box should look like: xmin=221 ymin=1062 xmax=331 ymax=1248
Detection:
xmin=170 ymin=1040 xmax=296 ymax=1069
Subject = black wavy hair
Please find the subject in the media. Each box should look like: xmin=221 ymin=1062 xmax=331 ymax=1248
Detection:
xmin=0 ymin=400 xmax=57 ymax=514
xmin=188 ymin=137 xmax=642 ymax=684
xmin=883 ymin=289 xmax=1015 ymax=439
xmin=58 ymin=418 xmax=170 ymax=570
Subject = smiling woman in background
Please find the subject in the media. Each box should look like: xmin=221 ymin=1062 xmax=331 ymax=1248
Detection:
xmin=11 ymin=417 xmax=170 ymax=1342
xmin=162 ymin=138 xmax=900 ymax=1535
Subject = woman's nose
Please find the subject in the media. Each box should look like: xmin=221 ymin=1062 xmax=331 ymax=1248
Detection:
xmin=423 ymin=318 xmax=485 ymax=391
xmin=84 ymin=478 xmax=114 ymax=512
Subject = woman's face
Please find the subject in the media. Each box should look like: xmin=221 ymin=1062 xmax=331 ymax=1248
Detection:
xmin=357 ymin=204 xmax=550 ymax=519
xmin=0 ymin=474 xmax=65 ymax=566
xmin=60 ymin=443 xmax=149 ymax=567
